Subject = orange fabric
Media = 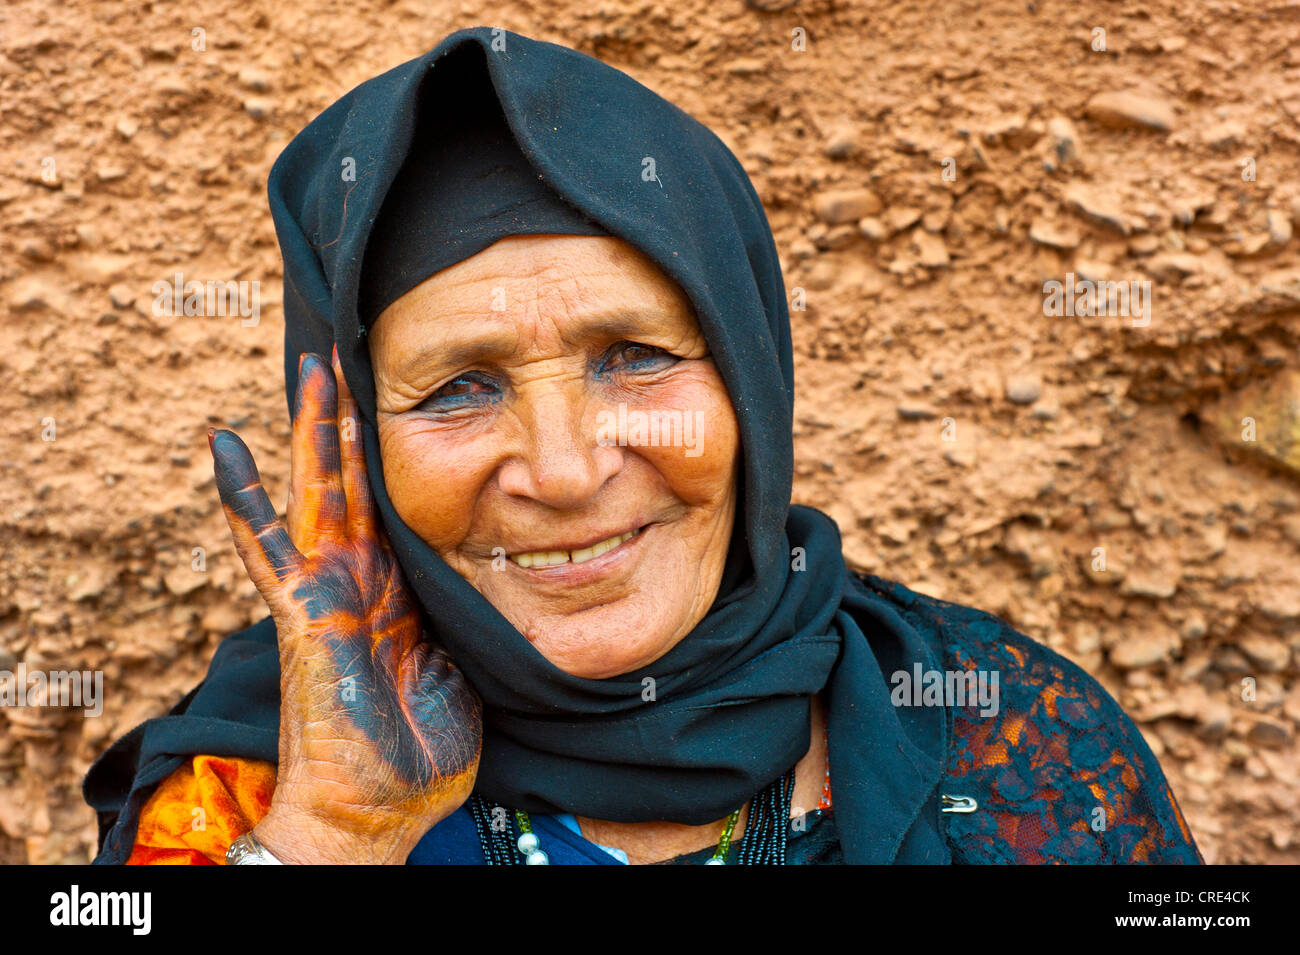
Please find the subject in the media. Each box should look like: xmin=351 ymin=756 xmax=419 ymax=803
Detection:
xmin=126 ymin=755 xmax=276 ymax=865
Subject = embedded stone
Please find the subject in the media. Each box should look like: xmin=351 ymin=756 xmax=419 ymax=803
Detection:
xmin=1029 ymin=218 xmax=1080 ymax=250
xmin=813 ymin=189 xmax=883 ymax=225
xmin=1110 ymin=630 xmax=1176 ymax=668
xmin=1084 ymin=91 xmax=1176 ymax=132
xmin=1004 ymin=371 xmax=1042 ymax=405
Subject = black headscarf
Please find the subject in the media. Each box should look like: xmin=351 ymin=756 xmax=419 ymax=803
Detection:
xmin=354 ymin=68 xmax=612 ymax=326
xmin=85 ymin=27 xmax=950 ymax=864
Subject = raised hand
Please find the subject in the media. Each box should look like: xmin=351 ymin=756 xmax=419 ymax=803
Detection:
xmin=208 ymin=347 xmax=482 ymax=864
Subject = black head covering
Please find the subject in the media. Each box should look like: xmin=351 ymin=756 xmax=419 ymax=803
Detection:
xmin=355 ymin=70 xmax=610 ymax=326
xmin=85 ymin=27 xmax=949 ymax=864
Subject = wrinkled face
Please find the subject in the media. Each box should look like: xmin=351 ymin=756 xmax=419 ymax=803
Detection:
xmin=370 ymin=235 xmax=740 ymax=679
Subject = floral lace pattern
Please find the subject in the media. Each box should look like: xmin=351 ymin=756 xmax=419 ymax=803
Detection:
xmin=874 ymin=579 xmax=1203 ymax=864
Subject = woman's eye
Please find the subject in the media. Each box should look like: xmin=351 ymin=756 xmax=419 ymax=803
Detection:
xmin=602 ymin=341 xmax=676 ymax=373
xmin=421 ymin=374 xmax=498 ymax=410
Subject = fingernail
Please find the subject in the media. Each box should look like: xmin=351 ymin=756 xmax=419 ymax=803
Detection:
xmin=332 ymin=342 xmax=339 ymax=365
xmin=298 ymin=353 xmax=307 ymax=374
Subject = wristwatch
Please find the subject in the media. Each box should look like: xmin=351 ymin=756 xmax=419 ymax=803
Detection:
xmin=226 ymin=831 xmax=284 ymax=865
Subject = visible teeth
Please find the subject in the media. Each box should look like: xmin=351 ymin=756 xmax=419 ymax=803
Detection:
xmin=509 ymin=529 xmax=636 ymax=568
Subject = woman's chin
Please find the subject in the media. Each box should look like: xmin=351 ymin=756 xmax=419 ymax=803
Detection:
xmin=517 ymin=598 xmax=686 ymax=680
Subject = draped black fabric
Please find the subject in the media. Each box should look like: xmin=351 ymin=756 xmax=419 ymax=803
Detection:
xmin=355 ymin=70 xmax=611 ymax=327
xmin=84 ymin=27 xmax=950 ymax=864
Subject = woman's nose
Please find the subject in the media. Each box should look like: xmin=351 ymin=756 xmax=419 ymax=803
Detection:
xmin=496 ymin=389 xmax=623 ymax=507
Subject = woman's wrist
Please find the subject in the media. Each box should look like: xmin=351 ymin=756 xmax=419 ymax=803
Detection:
xmin=250 ymin=804 xmax=417 ymax=865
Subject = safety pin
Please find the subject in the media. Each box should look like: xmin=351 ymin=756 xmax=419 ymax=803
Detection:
xmin=940 ymin=794 xmax=979 ymax=813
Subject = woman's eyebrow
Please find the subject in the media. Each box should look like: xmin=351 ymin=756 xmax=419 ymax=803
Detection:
xmin=406 ymin=312 xmax=679 ymax=371
xmin=574 ymin=314 xmax=674 ymax=341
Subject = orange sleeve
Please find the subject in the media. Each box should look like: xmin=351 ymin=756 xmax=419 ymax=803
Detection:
xmin=126 ymin=755 xmax=277 ymax=865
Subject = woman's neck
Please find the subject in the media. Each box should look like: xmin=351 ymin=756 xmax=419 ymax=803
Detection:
xmin=573 ymin=692 xmax=828 ymax=865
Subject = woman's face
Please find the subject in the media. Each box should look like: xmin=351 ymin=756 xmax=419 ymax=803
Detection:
xmin=370 ymin=235 xmax=740 ymax=679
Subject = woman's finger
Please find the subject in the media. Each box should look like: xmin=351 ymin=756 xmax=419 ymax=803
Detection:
xmin=210 ymin=428 xmax=304 ymax=600
xmin=332 ymin=344 xmax=377 ymax=537
xmin=288 ymin=352 xmax=347 ymax=548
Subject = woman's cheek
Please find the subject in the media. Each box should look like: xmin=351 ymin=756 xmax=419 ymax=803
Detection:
xmin=378 ymin=418 xmax=495 ymax=552
xmin=637 ymin=381 xmax=739 ymax=504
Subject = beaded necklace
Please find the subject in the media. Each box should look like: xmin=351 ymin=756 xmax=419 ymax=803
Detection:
xmin=469 ymin=766 xmax=797 ymax=865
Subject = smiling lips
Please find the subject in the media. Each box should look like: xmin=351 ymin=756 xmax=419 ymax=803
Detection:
xmin=508 ymin=527 xmax=642 ymax=569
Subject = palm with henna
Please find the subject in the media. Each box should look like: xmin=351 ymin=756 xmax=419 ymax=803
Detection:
xmin=207 ymin=347 xmax=482 ymax=864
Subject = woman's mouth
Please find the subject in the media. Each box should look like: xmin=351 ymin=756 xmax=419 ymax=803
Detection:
xmin=508 ymin=526 xmax=645 ymax=569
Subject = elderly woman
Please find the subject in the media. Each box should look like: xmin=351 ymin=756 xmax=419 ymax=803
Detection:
xmin=85 ymin=27 xmax=1201 ymax=865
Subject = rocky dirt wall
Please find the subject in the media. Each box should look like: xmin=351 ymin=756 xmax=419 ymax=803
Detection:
xmin=1 ymin=0 xmax=1297 ymax=863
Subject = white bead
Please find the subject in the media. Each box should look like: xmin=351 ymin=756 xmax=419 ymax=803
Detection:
xmin=704 ymin=857 xmax=726 ymax=865
xmin=517 ymin=832 xmax=540 ymax=854
xmin=525 ymin=849 xmax=549 ymax=865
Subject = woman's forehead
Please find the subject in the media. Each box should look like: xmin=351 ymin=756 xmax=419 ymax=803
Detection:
xmin=414 ymin=234 xmax=653 ymax=286
xmin=370 ymin=235 xmax=697 ymax=350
